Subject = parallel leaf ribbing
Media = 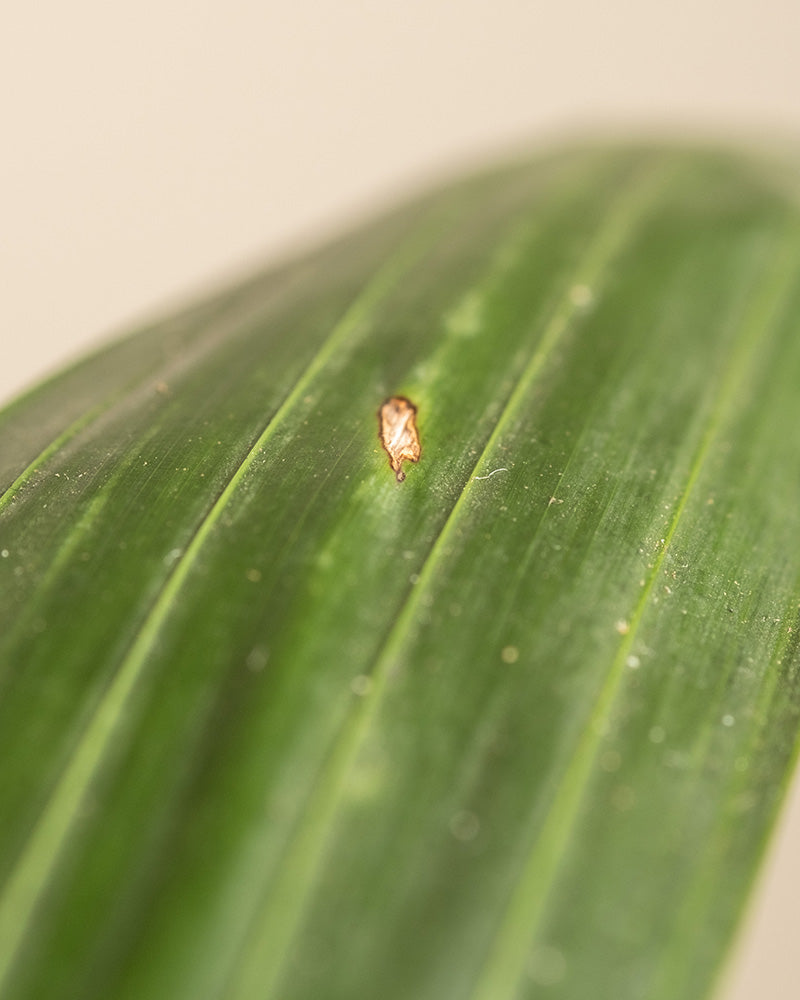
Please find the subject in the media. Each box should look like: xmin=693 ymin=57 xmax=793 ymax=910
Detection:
xmin=1 ymin=147 xmax=800 ymax=1000
xmin=0 ymin=211 xmax=446 ymax=995
xmin=228 ymin=157 xmax=677 ymax=1000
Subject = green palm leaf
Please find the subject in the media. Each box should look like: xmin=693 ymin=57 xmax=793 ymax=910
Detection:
xmin=1 ymin=144 xmax=799 ymax=1000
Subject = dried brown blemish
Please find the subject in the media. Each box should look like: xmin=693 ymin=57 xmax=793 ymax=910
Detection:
xmin=378 ymin=396 xmax=421 ymax=482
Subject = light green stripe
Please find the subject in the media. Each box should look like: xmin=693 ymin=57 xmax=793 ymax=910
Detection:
xmin=227 ymin=157 xmax=675 ymax=1000
xmin=0 ymin=404 xmax=107 ymax=514
xmin=469 ymin=223 xmax=800 ymax=1000
xmin=0 ymin=215 xmax=443 ymax=997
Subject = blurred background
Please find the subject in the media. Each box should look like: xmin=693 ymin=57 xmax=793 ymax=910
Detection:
xmin=2 ymin=3 xmax=799 ymax=996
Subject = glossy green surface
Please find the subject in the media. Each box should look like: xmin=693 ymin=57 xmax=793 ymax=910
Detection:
xmin=1 ymin=146 xmax=800 ymax=1000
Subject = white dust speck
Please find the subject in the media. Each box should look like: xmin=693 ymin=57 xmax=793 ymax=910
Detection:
xmin=163 ymin=547 xmax=182 ymax=567
xmin=528 ymin=944 xmax=567 ymax=986
xmin=615 ymin=620 xmax=630 ymax=635
xmin=245 ymin=647 xmax=269 ymax=672
xmin=246 ymin=568 xmax=262 ymax=583
xmin=722 ymin=714 xmax=735 ymax=727
xmin=626 ymin=654 xmax=640 ymax=669
xmin=350 ymin=674 xmax=372 ymax=697
xmin=0 ymin=550 xmax=8 ymax=559
xmin=569 ymin=283 xmax=595 ymax=309
xmin=449 ymin=810 xmax=480 ymax=842
xmin=501 ymin=645 xmax=519 ymax=664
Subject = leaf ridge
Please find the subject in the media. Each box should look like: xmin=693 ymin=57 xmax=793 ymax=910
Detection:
xmin=0 ymin=215 xmax=446 ymax=997
xmin=468 ymin=222 xmax=800 ymax=1000
xmin=0 ymin=284 xmax=291 ymax=512
xmin=0 ymin=403 xmax=108 ymax=513
xmin=225 ymin=156 xmax=678 ymax=1000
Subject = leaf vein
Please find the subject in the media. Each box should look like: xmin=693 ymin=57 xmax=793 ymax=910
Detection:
xmin=469 ymin=219 xmax=800 ymax=1000
xmin=0 ymin=215 xmax=444 ymax=996
xmin=227 ymin=154 xmax=677 ymax=1000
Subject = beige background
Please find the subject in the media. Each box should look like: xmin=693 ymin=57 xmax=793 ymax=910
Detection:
xmin=2 ymin=3 xmax=800 ymax=996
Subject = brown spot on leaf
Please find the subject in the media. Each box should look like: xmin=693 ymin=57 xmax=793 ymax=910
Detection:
xmin=378 ymin=396 xmax=421 ymax=482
